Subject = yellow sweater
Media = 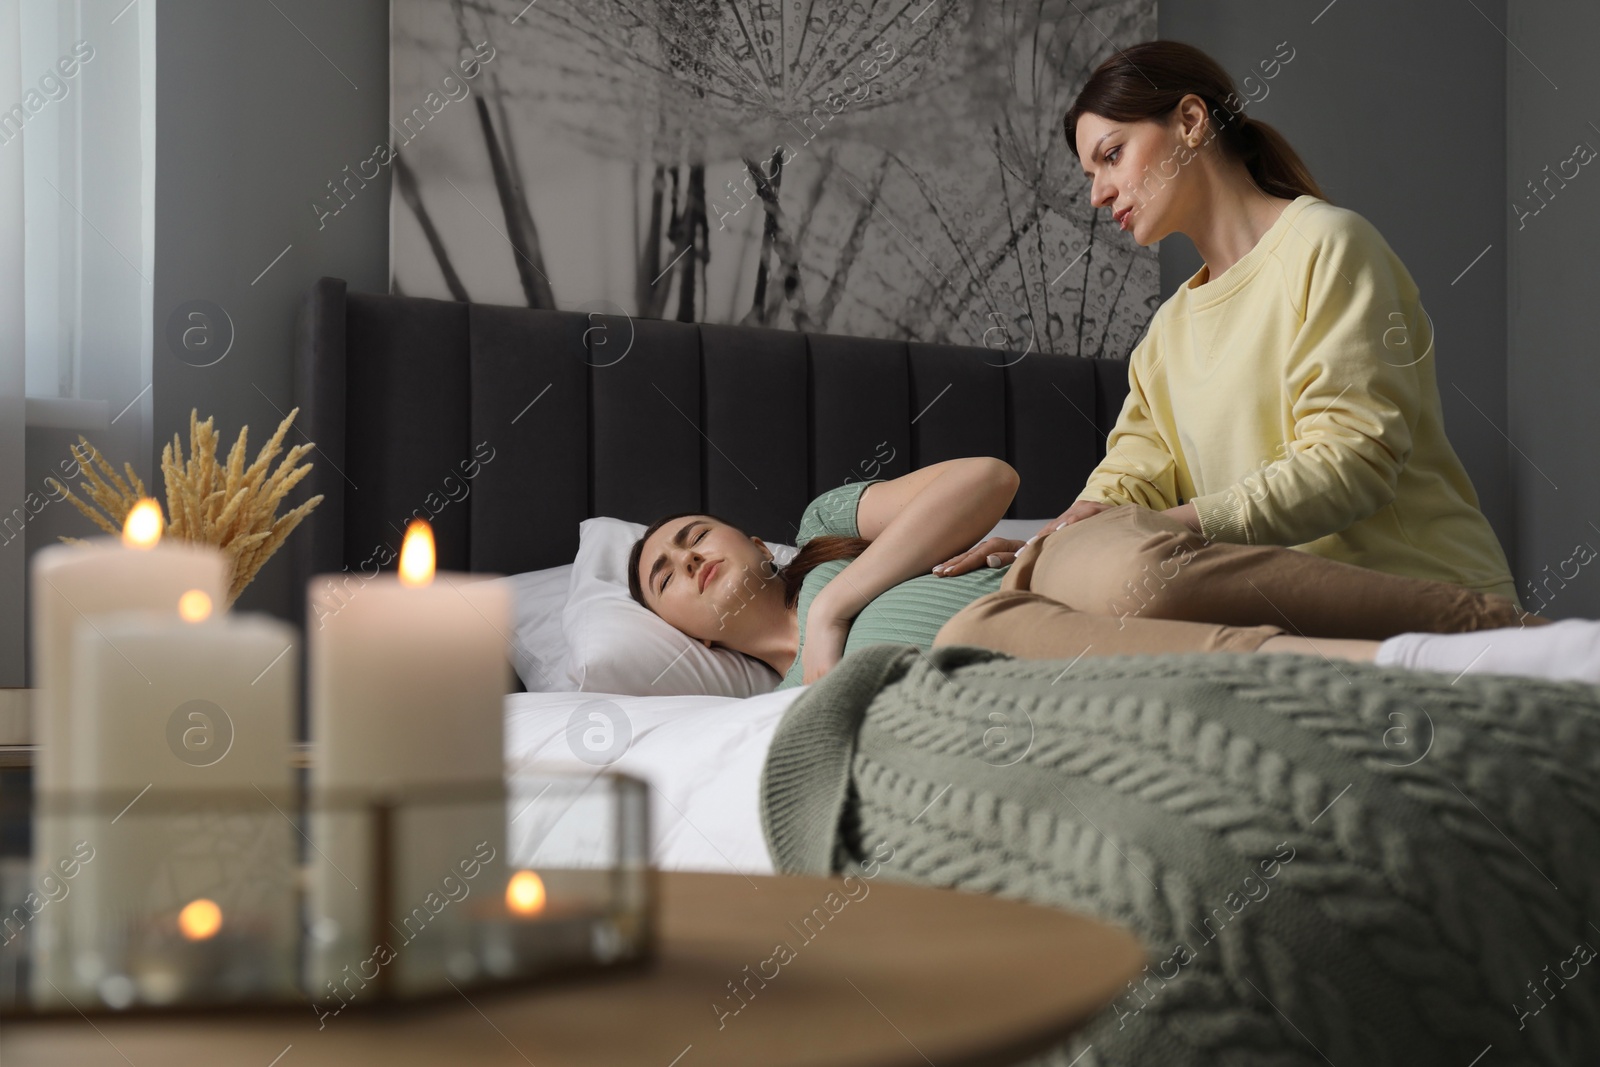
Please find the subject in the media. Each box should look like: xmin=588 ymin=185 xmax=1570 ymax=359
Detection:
xmin=1079 ymin=195 xmax=1518 ymax=603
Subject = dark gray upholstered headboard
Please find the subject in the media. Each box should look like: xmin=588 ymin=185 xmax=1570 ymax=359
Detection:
xmin=290 ymin=277 xmax=1131 ymax=625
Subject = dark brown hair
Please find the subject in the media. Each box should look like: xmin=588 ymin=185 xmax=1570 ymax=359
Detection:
xmin=1063 ymin=41 xmax=1327 ymax=203
xmin=627 ymin=512 xmax=870 ymax=614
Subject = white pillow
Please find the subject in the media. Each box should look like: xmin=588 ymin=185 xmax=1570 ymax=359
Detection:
xmin=489 ymin=564 xmax=574 ymax=693
xmin=561 ymin=517 xmax=797 ymax=698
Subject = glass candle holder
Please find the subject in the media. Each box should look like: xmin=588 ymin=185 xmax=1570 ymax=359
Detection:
xmin=26 ymin=788 xmax=301 ymax=1013
xmin=306 ymin=768 xmax=652 ymax=1012
xmin=3 ymin=767 xmax=652 ymax=1018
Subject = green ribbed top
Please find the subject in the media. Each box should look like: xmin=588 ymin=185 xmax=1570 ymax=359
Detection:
xmin=776 ymin=480 xmax=1008 ymax=690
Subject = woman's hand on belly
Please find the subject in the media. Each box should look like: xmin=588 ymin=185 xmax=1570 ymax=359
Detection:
xmin=932 ymin=537 xmax=1026 ymax=577
xmin=1029 ymin=499 xmax=1115 ymax=543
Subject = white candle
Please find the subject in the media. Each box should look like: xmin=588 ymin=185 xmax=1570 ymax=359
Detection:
xmin=26 ymin=500 xmax=228 ymax=1005
xmin=28 ymin=502 xmax=228 ymax=791
xmin=73 ymin=605 xmax=295 ymax=787
xmin=60 ymin=603 xmax=298 ymax=1006
xmin=306 ymin=520 xmax=510 ymax=998
xmin=59 ymin=601 xmax=297 ymax=1011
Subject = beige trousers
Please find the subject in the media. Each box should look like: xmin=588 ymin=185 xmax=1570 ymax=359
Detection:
xmin=932 ymin=505 xmax=1534 ymax=660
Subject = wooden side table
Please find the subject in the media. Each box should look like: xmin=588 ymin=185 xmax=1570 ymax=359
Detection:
xmin=2 ymin=870 xmax=1144 ymax=1066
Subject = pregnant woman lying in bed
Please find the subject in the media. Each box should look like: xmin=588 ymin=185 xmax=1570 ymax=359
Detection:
xmin=627 ymin=455 xmax=1598 ymax=691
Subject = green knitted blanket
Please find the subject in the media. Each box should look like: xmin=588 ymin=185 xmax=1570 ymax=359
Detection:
xmin=758 ymin=643 xmax=1600 ymax=1066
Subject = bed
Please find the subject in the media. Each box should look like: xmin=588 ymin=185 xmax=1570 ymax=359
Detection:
xmin=289 ymin=271 xmax=1127 ymax=864
xmin=293 ymin=279 xmax=1600 ymax=1066
xmin=287 ymin=274 xmax=1128 ymax=855
xmin=288 ymin=268 xmax=1121 ymax=858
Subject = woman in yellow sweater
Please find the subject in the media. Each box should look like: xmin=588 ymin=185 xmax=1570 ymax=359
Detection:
xmin=941 ymin=42 xmax=1520 ymax=609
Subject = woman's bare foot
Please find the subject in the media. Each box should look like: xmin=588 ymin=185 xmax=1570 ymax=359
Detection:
xmin=1257 ymin=635 xmax=1381 ymax=663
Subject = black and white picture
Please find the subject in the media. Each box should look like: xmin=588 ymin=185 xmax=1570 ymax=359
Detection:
xmin=388 ymin=0 xmax=1160 ymax=357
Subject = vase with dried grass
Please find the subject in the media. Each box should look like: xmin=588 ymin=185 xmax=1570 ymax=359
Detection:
xmin=51 ymin=409 xmax=324 ymax=608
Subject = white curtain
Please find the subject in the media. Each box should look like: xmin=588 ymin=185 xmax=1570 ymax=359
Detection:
xmin=0 ymin=0 xmax=155 ymax=687
xmin=1 ymin=0 xmax=26 ymax=687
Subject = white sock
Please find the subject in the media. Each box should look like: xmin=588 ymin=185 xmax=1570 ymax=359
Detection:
xmin=1374 ymin=619 xmax=1600 ymax=685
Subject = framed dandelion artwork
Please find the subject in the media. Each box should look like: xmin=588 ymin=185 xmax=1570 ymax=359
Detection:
xmin=385 ymin=0 xmax=1159 ymax=357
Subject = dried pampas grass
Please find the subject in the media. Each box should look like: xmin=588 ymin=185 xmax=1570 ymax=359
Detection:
xmin=54 ymin=408 xmax=324 ymax=607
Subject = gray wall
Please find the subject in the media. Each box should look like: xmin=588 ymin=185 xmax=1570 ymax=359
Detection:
xmin=1506 ymin=2 xmax=1600 ymax=620
xmin=152 ymin=0 xmax=389 ymax=621
xmin=1157 ymin=0 xmax=1516 ymax=571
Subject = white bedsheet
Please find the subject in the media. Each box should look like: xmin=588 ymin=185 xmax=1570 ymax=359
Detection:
xmin=502 ymin=686 xmax=805 ymax=876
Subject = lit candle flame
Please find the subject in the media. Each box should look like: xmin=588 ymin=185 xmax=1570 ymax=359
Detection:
xmin=177 ymin=589 xmax=213 ymax=623
xmin=398 ymin=520 xmax=435 ymax=587
xmin=177 ymin=898 xmax=223 ymax=941
xmin=506 ymin=870 xmax=546 ymax=917
xmin=122 ymin=499 xmax=164 ymax=549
